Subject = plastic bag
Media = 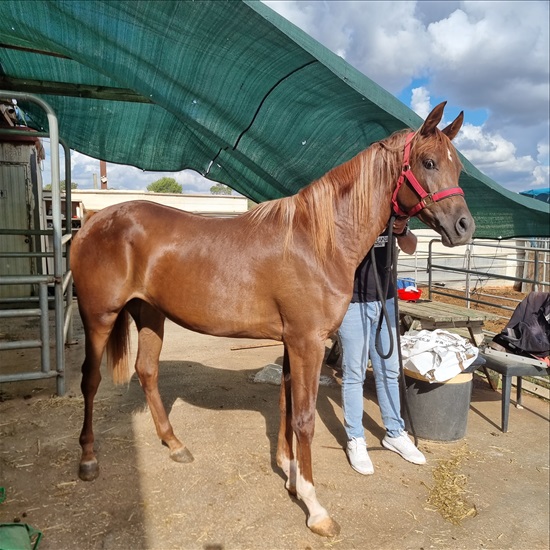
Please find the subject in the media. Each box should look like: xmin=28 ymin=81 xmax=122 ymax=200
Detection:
xmin=400 ymin=329 xmax=479 ymax=383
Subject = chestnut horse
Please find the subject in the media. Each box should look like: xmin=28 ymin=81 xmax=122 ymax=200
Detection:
xmin=71 ymin=102 xmax=475 ymax=537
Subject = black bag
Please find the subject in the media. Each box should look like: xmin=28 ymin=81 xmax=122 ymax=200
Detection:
xmin=491 ymin=292 xmax=550 ymax=358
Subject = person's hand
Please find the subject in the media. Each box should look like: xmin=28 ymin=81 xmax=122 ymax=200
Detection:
xmin=393 ymin=217 xmax=409 ymax=236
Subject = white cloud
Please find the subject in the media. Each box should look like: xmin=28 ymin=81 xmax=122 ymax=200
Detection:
xmin=41 ymin=141 xmax=214 ymax=193
xmin=264 ymin=0 xmax=549 ymax=192
xmin=44 ymin=1 xmax=549 ymax=193
xmin=410 ymin=88 xmax=432 ymax=120
xmin=409 ymin=87 xmax=545 ymax=192
xmin=454 ymin=122 xmax=541 ymax=191
xmin=266 ymin=1 xmax=432 ymax=92
xmin=537 ymin=142 xmax=549 ymax=166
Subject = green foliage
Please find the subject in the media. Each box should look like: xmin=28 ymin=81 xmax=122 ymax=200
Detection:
xmin=147 ymin=177 xmax=182 ymax=193
xmin=43 ymin=180 xmax=78 ymax=191
xmin=210 ymin=183 xmax=233 ymax=195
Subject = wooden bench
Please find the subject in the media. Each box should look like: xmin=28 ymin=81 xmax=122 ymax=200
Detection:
xmin=398 ymin=299 xmax=500 ymax=346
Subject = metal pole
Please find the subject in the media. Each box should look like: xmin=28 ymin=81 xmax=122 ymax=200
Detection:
xmin=39 ymin=281 xmax=51 ymax=373
xmin=46 ymin=104 xmax=66 ymax=396
xmin=465 ymin=243 xmax=472 ymax=308
xmin=61 ymin=137 xmax=74 ymax=344
xmin=0 ymin=91 xmax=65 ymax=395
xmin=428 ymin=239 xmax=436 ymax=300
xmin=533 ymin=249 xmax=539 ymax=292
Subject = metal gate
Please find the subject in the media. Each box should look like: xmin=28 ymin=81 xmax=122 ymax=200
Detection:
xmin=0 ymin=92 xmax=71 ymax=395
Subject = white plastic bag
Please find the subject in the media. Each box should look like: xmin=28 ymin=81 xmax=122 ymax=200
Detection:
xmin=400 ymin=329 xmax=479 ymax=383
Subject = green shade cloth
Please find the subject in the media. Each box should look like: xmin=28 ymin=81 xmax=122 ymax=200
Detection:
xmin=1 ymin=0 xmax=548 ymax=238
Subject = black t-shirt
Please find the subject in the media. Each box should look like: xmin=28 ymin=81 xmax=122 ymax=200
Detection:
xmin=351 ymin=228 xmax=395 ymax=303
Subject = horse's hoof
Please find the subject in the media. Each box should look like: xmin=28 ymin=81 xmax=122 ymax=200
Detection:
xmin=79 ymin=460 xmax=99 ymax=481
xmin=309 ymin=517 xmax=341 ymax=537
xmin=170 ymin=446 xmax=194 ymax=463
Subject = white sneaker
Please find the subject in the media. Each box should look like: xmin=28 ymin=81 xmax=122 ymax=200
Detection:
xmin=382 ymin=432 xmax=426 ymax=465
xmin=346 ymin=437 xmax=374 ymax=475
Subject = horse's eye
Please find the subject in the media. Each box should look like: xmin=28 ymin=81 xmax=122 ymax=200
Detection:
xmin=423 ymin=159 xmax=436 ymax=170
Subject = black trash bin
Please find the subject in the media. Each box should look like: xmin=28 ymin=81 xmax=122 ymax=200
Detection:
xmin=402 ymin=369 xmax=473 ymax=442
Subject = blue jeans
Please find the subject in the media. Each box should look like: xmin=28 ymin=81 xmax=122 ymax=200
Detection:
xmin=339 ymin=298 xmax=405 ymax=439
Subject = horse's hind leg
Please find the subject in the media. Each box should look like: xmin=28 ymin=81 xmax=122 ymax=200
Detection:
xmin=79 ymin=322 xmax=114 ymax=481
xmin=129 ymin=300 xmax=193 ymax=464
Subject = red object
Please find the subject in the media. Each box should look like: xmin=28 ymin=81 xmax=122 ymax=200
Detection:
xmin=391 ymin=132 xmax=464 ymax=217
xmin=398 ymin=288 xmax=422 ymax=302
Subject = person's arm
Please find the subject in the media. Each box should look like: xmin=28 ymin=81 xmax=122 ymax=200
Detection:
xmin=393 ymin=218 xmax=417 ymax=255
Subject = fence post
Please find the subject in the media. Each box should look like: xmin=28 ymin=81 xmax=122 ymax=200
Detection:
xmin=465 ymin=243 xmax=472 ymax=308
xmin=533 ymin=248 xmax=539 ymax=292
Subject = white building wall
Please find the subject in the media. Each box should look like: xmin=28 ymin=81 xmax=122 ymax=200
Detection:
xmin=71 ymin=190 xmax=248 ymax=217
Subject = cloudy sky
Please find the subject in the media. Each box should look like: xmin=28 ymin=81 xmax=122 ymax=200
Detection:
xmin=44 ymin=0 xmax=549 ymax=195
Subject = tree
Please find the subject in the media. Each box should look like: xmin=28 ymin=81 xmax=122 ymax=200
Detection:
xmin=147 ymin=177 xmax=182 ymax=193
xmin=43 ymin=180 xmax=78 ymax=191
xmin=210 ymin=183 xmax=233 ymax=195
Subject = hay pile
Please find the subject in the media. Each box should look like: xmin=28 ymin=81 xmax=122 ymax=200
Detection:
xmin=426 ymin=444 xmax=477 ymax=525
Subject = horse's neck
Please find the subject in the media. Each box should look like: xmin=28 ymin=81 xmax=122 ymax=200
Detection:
xmin=331 ymin=158 xmax=395 ymax=270
xmin=335 ymin=206 xmax=391 ymax=271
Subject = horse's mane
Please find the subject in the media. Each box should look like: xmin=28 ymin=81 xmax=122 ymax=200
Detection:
xmin=245 ymin=129 xmax=410 ymax=262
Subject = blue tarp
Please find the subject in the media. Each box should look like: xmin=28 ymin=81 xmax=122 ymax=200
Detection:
xmin=520 ymin=189 xmax=550 ymax=204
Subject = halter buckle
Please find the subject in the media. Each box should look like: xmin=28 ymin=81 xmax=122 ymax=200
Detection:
xmin=422 ymin=193 xmax=435 ymax=206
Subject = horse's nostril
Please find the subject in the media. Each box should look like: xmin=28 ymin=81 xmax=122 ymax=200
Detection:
xmin=456 ymin=217 xmax=469 ymax=235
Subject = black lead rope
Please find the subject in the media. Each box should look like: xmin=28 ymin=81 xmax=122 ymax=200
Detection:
xmin=371 ymin=216 xmax=418 ymax=446
xmin=371 ymin=221 xmax=395 ymax=360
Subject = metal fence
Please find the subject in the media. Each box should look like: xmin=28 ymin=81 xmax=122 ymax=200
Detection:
xmin=397 ymin=233 xmax=550 ymax=322
xmin=0 ymin=92 xmax=72 ymax=395
xmin=396 ymin=234 xmax=550 ymax=400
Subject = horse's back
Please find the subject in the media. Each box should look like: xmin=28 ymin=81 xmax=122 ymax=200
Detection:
xmin=71 ymin=199 xmax=348 ymax=340
xmin=73 ymin=200 xmax=229 ymax=260
xmin=72 ymin=200 xmax=208 ymax=302
xmin=75 ymin=200 xmax=205 ymax=240
xmin=71 ymin=201 xmax=281 ymax=334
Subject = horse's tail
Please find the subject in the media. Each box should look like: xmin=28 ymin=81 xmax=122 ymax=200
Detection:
xmin=106 ymin=308 xmax=132 ymax=385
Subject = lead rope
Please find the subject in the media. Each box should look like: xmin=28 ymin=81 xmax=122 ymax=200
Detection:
xmin=372 ymin=217 xmax=418 ymax=446
xmin=372 ymin=219 xmax=395 ymax=360
xmin=391 ymin=235 xmax=418 ymax=446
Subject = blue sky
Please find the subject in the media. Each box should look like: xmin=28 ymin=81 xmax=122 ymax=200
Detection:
xmin=42 ymin=1 xmax=549 ymax=195
xmin=396 ymin=80 xmax=489 ymax=127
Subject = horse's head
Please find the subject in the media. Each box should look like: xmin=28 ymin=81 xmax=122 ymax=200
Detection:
xmin=392 ymin=102 xmax=475 ymax=247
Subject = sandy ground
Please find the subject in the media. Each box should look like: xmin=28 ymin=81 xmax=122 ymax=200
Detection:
xmin=0 ymin=308 xmax=549 ymax=550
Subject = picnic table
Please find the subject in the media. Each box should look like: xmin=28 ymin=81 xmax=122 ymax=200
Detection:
xmin=397 ymin=299 xmax=500 ymax=346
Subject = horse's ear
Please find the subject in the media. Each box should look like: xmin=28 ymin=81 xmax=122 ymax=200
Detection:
xmin=441 ymin=111 xmax=464 ymax=141
xmin=419 ymin=101 xmax=447 ymax=136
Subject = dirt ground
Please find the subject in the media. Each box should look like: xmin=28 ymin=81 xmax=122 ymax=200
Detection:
xmin=0 ymin=297 xmax=549 ymax=550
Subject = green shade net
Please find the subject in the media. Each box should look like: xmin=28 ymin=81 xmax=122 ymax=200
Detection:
xmin=1 ymin=0 xmax=548 ymax=238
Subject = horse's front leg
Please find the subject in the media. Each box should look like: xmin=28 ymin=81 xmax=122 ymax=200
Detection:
xmin=286 ymin=337 xmax=341 ymax=537
xmin=131 ymin=302 xmax=193 ymax=464
xmin=276 ymin=347 xmax=296 ymax=495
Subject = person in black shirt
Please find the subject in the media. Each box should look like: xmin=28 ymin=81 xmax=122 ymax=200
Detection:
xmin=339 ymin=217 xmax=426 ymax=475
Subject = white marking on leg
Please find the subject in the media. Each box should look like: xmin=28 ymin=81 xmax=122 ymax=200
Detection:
xmin=278 ymin=453 xmax=297 ymax=493
xmin=296 ymin=464 xmax=329 ymax=527
xmin=279 ymin=455 xmax=291 ymax=478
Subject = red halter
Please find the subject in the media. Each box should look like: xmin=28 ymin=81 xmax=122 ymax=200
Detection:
xmin=391 ymin=132 xmax=464 ymax=217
